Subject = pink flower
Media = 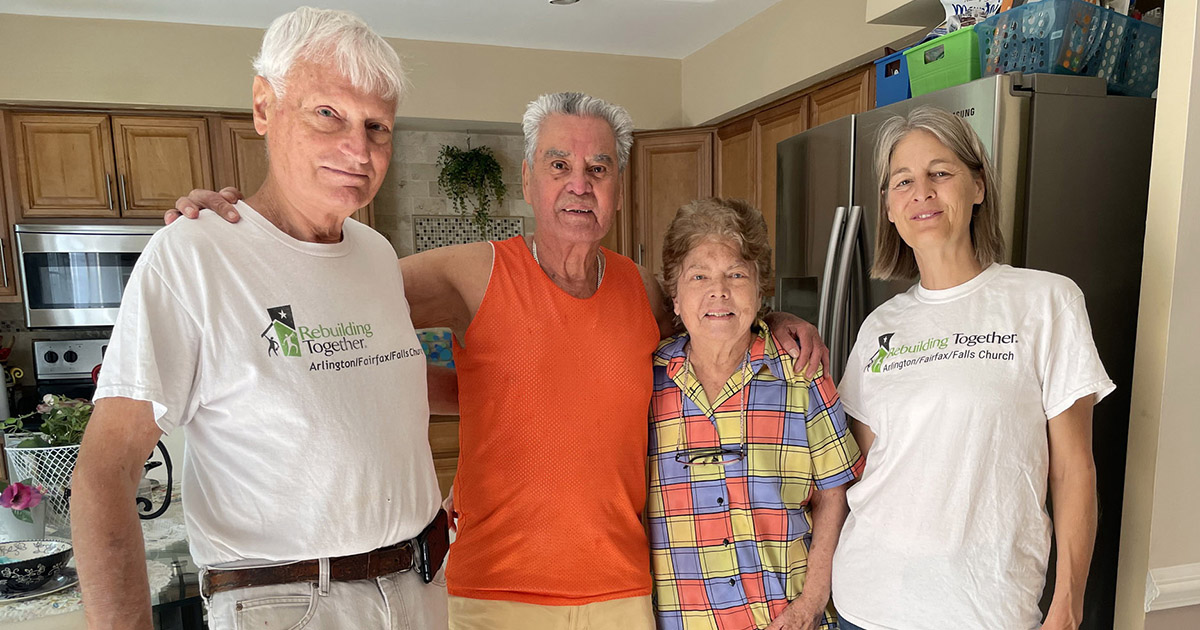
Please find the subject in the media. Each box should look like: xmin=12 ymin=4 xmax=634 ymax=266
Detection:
xmin=0 ymin=483 xmax=43 ymax=510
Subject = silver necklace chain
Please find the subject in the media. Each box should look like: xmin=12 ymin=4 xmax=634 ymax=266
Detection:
xmin=675 ymin=347 xmax=751 ymax=464
xmin=531 ymin=239 xmax=604 ymax=290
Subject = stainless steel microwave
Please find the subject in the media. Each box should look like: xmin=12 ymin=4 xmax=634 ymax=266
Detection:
xmin=14 ymin=224 xmax=161 ymax=328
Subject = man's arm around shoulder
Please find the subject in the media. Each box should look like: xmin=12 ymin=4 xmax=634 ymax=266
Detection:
xmin=72 ymin=397 xmax=164 ymax=630
xmin=399 ymin=242 xmax=493 ymax=338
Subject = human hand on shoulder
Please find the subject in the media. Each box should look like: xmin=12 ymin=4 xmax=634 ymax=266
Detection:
xmin=165 ymin=187 xmax=243 ymax=225
xmin=763 ymin=311 xmax=829 ymax=379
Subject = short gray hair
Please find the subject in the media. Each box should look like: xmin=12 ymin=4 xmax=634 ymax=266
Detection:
xmin=522 ymin=92 xmax=634 ymax=171
xmin=871 ymin=105 xmax=1004 ymax=280
xmin=253 ymin=6 xmax=407 ymax=106
xmin=661 ymin=198 xmax=773 ymax=320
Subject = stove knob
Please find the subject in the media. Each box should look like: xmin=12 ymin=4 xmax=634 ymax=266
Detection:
xmin=44 ymin=350 xmax=59 ymax=364
xmin=64 ymin=350 xmax=78 ymax=363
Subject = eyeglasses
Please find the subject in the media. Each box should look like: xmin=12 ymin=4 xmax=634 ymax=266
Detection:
xmin=673 ymin=347 xmax=751 ymax=468
xmin=674 ymin=446 xmax=745 ymax=467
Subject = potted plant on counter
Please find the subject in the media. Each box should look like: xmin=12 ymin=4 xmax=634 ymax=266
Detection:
xmin=436 ymin=142 xmax=507 ymax=240
xmin=2 ymin=395 xmax=93 ymax=532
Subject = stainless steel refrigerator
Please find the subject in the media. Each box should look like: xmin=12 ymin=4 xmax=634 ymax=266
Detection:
xmin=775 ymin=72 xmax=1155 ymax=630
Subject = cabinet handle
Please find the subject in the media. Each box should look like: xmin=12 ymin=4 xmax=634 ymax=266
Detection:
xmin=118 ymin=174 xmax=128 ymax=211
xmin=638 ymin=243 xmax=645 ymax=266
xmin=0 ymin=239 xmax=9 ymax=289
xmin=105 ymin=174 xmax=113 ymax=209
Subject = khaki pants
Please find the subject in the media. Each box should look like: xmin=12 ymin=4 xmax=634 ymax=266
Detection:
xmin=207 ymin=567 xmax=448 ymax=630
xmin=448 ymin=594 xmax=654 ymax=630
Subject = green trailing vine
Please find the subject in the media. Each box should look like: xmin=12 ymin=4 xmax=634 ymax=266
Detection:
xmin=436 ymin=143 xmax=507 ymax=239
xmin=2 ymin=394 xmax=93 ymax=447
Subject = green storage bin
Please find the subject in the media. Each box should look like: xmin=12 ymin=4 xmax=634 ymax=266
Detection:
xmin=904 ymin=26 xmax=982 ymax=97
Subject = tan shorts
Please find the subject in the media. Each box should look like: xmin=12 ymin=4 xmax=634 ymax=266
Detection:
xmin=448 ymin=594 xmax=654 ymax=630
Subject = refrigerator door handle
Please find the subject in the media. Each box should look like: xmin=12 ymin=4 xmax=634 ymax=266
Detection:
xmin=817 ymin=206 xmax=848 ymax=340
xmin=830 ymin=205 xmax=863 ymax=381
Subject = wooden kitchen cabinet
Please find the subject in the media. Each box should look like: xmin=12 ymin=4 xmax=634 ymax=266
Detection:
xmin=714 ymin=98 xmax=807 ymax=275
xmin=9 ymin=112 xmax=213 ymax=219
xmin=112 ymin=116 xmax=214 ymax=218
xmin=598 ymin=167 xmax=632 ymax=257
xmin=715 ymin=117 xmax=755 ymax=203
xmin=630 ymin=129 xmax=714 ymax=278
xmin=808 ymin=67 xmax=874 ymax=129
xmin=9 ymin=113 xmax=118 ymax=218
xmin=216 ymin=117 xmax=269 ymax=195
xmin=626 ymin=66 xmax=873 ymax=284
xmin=429 ymin=415 xmax=459 ymax=498
xmin=0 ymin=118 xmax=18 ymax=298
xmin=753 ymin=97 xmax=809 ymax=273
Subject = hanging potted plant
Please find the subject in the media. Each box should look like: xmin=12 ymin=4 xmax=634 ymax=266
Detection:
xmin=436 ymin=142 xmax=507 ymax=240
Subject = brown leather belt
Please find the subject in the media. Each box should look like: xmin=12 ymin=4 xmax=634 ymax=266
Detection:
xmin=201 ymin=540 xmax=416 ymax=598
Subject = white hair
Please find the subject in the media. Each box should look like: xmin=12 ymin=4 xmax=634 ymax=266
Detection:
xmin=253 ymin=6 xmax=406 ymax=105
xmin=522 ymin=92 xmax=634 ymax=171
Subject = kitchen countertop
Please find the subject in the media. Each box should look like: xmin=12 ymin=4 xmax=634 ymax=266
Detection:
xmin=0 ymin=482 xmax=193 ymax=627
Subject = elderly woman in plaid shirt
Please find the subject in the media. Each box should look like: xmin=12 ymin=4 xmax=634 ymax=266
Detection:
xmin=647 ymin=198 xmax=865 ymax=630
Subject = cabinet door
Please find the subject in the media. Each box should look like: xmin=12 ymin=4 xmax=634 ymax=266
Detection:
xmin=429 ymin=415 xmax=459 ymax=499
xmin=631 ymin=130 xmax=713 ymax=278
xmin=112 ymin=116 xmax=214 ymax=218
xmin=216 ymin=117 xmax=268 ymax=195
xmin=715 ymin=117 xmax=755 ymax=203
xmin=10 ymin=113 xmax=118 ymax=218
xmin=754 ymin=98 xmax=809 ymax=276
xmin=598 ymin=167 xmax=632 ymax=257
xmin=808 ymin=68 xmax=873 ymax=129
xmin=0 ymin=121 xmax=16 ymax=297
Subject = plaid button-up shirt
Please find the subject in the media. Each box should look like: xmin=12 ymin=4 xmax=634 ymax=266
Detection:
xmin=648 ymin=323 xmax=864 ymax=630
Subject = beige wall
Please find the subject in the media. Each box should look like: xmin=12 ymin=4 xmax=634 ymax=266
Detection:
xmin=1146 ymin=604 xmax=1200 ymax=630
xmin=0 ymin=13 xmax=683 ymax=129
xmin=680 ymin=0 xmax=925 ymax=125
xmin=1117 ymin=0 xmax=1200 ymax=627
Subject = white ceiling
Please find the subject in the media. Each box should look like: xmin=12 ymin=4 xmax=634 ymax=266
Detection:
xmin=2 ymin=0 xmax=785 ymax=59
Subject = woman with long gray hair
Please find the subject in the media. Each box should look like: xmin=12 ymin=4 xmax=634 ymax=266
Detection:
xmin=831 ymin=106 xmax=1109 ymax=630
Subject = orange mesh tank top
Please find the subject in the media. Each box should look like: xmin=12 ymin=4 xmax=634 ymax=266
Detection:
xmin=447 ymin=236 xmax=660 ymax=605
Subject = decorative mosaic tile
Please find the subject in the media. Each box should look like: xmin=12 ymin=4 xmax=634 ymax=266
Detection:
xmin=413 ymin=215 xmax=525 ymax=253
xmin=416 ymin=328 xmax=454 ymax=368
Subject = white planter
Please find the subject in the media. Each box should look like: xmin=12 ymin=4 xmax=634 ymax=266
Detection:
xmin=0 ymin=503 xmax=46 ymax=541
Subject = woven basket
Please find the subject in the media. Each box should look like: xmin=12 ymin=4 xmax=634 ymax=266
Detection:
xmin=4 ymin=439 xmax=80 ymax=531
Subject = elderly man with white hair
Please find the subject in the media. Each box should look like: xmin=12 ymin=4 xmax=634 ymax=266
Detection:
xmin=71 ymin=8 xmax=454 ymax=630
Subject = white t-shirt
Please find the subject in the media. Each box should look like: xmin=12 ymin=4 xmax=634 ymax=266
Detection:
xmin=832 ymin=263 xmax=1113 ymax=630
xmin=95 ymin=202 xmax=441 ymax=568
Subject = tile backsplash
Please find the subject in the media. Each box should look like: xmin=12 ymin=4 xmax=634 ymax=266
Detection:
xmin=413 ymin=215 xmax=527 ymax=253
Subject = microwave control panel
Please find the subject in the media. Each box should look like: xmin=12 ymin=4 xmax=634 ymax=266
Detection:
xmin=34 ymin=338 xmax=109 ymax=381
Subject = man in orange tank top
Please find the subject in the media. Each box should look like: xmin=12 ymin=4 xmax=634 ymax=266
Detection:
xmin=170 ymin=92 xmax=828 ymax=630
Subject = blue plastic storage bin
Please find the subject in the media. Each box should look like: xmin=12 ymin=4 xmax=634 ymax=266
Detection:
xmin=976 ymin=0 xmax=1161 ymax=97
xmin=875 ymin=50 xmax=912 ymax=107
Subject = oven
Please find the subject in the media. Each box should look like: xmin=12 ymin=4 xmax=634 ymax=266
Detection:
xmin=14 ymin=224 xmax=160 ymax=328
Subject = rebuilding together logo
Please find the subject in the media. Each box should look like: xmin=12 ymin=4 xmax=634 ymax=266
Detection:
xmin=867 ymin=330 xmax=1018 ymax=373
xmin=261 ymin=305 xmax=373 ymax=359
